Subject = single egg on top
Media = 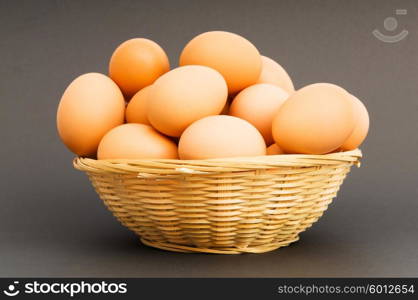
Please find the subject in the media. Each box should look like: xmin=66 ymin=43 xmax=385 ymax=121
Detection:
xmin=178 ymin=115 xmax=266 ymax=160
xmin=257 ymin=56 xmax=295 ymax=94
xmin=229 ymin=83 xmax=289 ymax=145
xmin=147 ymin=65 xmax=228 ymax=137
xmin=341 ymin=94 xmax=369 ymax=150
xmin=109 ymin=38 xmax=170 ymax=98
xmin=272 ymin=83 xmax=356 ymax=154
xmin=57 ymin=73 xmax=125 ymax=157
xmin=179 ymin=31 xmax=262 ymax=94
xmin=97 ymin=123 xmax=178 ymax=160
xmin=125 ymin=85 xmax=152 ymax=125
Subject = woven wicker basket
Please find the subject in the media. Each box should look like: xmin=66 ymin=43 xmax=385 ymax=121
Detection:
xmin=74 ymin=149 xmax=361 ymax=254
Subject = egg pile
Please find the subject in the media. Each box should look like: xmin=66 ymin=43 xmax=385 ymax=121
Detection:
xmin=57 ymin=31 xmax=369 ymax=160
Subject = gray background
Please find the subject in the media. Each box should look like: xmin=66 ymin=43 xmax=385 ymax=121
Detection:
xmin=0 ymin=0 xmax=417 ymax=277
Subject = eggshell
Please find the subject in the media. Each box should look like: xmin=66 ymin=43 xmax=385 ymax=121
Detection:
xmin=109 ymin=38 xmax=170 ymax=98
xmin=97 ymin=123 xmax=178 ymax=159
xmin=272 ymin=83 xmax=356 ymax=154
xmin=257 ymin=56 xmax=295 ymax=94
xmin=125 ymin=85 xmax=152 ymax=125
xmin=57 ymin=73 xmax=125 ymax=157
xmin=178 ymin=115 xmax=266 ymax=159
xmin=266 ymin=144 xmax=285 ymax=155
xmin=179 ymin=31 xmax=261 ymax=94
xmin=341 ymin=95 xmax=369 ymax=150
xmin=229 ymin=83 xmax=289 ymax=145
xmin=147 ymin=65 xmax=228 ymax=137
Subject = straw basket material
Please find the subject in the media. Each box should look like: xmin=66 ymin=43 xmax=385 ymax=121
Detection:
xmin=74 ymin=149 xmax=361 ymax=254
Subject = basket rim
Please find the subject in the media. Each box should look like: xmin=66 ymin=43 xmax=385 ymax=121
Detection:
xmin=73 ymin=149 xmax=362 ymax=175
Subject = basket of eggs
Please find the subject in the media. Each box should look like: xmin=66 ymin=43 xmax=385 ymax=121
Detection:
xmin=57 ymin=31 xmax=368 ymax=254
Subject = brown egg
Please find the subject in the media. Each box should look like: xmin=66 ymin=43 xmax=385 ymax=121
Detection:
xmin=341 ymin=95 xmax=369 ymax=150
xmin=229 ymin=83 xmax=289 ymax=145
xmin=57 ymin=73 xmax=125 ymax=157
xmin=147 ymin=65 xmax=228 ymax=137
xmin=109 ymin=38 xmax=170 ymax=98
xmin=179 ymin=31 xmax=261 ymax=94
xmin=257 ymin=56 xmax=295 ymax=94
xmin=266 ymin=143 xmax=285 ymax=155
xmin=125 ymin=85 xmax=152 ymax=125
xmin=178 ymin=115 xmax=266 ymax=159
xmin=97 ymin=123 xmax=178 ymax=159
xmin=272 ymin=83 xmax=356 ymax=154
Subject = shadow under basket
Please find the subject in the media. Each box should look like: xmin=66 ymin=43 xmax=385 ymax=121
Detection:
xmin=74 ymin=149 xmax=362 ymax=254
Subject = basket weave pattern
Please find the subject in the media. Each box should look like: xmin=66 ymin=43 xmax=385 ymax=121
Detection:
xmin=74 ymin=149 xmax=361 ymax=254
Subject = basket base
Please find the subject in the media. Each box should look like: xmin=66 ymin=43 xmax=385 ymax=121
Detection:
xmin=140 ymin=236 xmax=300 ymax=254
